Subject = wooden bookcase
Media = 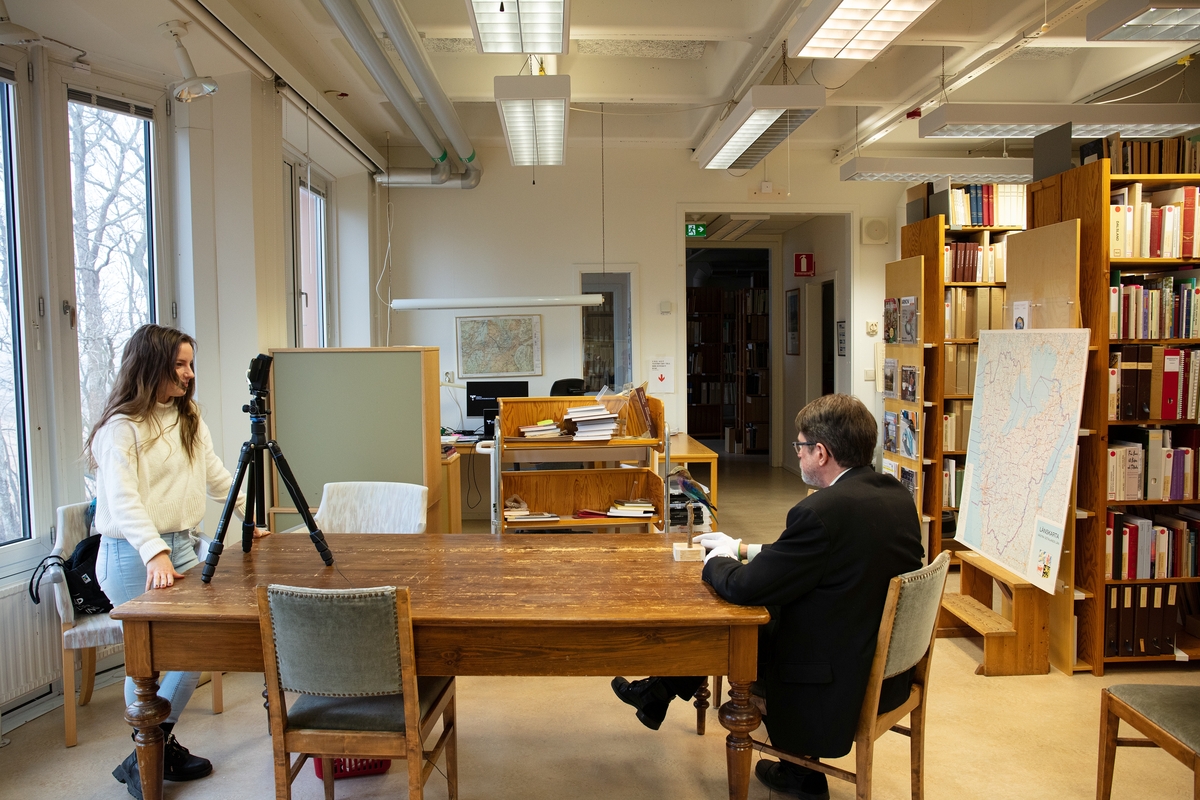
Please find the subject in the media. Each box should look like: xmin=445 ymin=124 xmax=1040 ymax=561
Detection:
xmin=686 ymin=287 xmax=723 ymax=437
xmin=495 ymin=395 xmax=667 ymax=533
xmin=900 ymin=216 xmax=1014 ymax=559
xmin=1027 ymin=159 xmax=1200 ymax=674
xmin=738 ymin=288 xmax=770 ymax=453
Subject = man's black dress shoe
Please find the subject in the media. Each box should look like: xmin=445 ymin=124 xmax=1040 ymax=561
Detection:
xmin=754 ymin=758 xmax=830 ymax=800
xmin=610 ymin=676 xmax=672 ymax=730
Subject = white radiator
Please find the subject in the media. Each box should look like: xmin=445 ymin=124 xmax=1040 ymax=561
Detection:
xmin=0 ymin=580 xmax=61 ymax=704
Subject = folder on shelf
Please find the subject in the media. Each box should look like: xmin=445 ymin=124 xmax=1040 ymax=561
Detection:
xmin=1148 ymin=585 xmax=1164 ymax=656
xmin=1119 ymin=344 xmax=1139 ymax=420
xmin=1120 ymin=585 xmax=1136 ymax=657
xmin=964 ymin=290 xmax=978 ymax=337
xmin=956 ymin=347 xmax=970 ymax=396
xmin=990 ymin=288 xmax=1004 ymax=333
xmin=967 ymin=345 xmax=978 ymax=394
xmin=1105 ymin=586 xmax=1120 ymax=658
xmin=944 ymin=344 xmax=958 ymax=395
xmin=1137 ymin=344 xmax=1154 ymax=420
xmin=1164 ymin=584 xmax=1180 ymax=651
xmin=975 ymin=288 xmax=990 ymax=333
xmin=1134 ymin=585 xmax=1151 ymax=656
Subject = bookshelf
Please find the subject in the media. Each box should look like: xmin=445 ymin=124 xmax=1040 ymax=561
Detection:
xmin=686 ymin=287 xmax=723 ymax=438
xmin=738 ymin=288 xmax=770 ymax=454
xmin=583 ymin=291 xmax=616 ymax=394
xmin=1027 ymin=160 xmax=1200 ymax=675
xmin=494 ymin=395 xmax=667 ymax=534
xmin=900 ymin=215 xmax=1015 ymax=559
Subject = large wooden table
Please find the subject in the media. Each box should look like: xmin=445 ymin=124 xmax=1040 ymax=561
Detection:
xmin=112 ymin=533 xmax=769 ymax=800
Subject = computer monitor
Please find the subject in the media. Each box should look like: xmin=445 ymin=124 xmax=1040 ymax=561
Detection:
xmin=465 ymin=380 xmax=529 ymax=417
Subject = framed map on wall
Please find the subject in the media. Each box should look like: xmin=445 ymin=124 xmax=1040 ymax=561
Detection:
xmin=456 ymin=314 xmax=543 ymax=378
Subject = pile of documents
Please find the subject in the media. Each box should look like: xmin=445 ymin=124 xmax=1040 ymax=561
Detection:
xmin=518 ymin=419 xmax=562 ymax=438
xmin=607 ymin=499 xmax=654 ymax=518
xmin=563 ymin=405 xmax=619 ymax=441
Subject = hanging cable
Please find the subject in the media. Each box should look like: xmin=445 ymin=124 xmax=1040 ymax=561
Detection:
xmin=374 ymin=130 xmax=396 ymax=345
xmin=600 ymin=102 xmax=606 ymax=275
xmin=1095 ymin=62 xmax=1190 ymax=104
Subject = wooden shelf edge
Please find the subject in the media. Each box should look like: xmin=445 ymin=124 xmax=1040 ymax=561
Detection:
xmin=1105 ymin=576 xmax=1200 ymax=584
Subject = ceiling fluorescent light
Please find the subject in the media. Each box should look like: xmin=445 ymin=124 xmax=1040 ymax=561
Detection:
xmin=1087 ymin=0 xmax=1200 ymax=41
xmin=391 ymin=294 xmax=602 ymax=311
xmin=840 ymin=156 xmax=1034 ymax=182
xmin=919 ymin=103 xmax=1200 ymax=138
xmin=466 ymin=0 xmax=569 ymax=54
xmin=495 ymin=74 xmax=570 ymax=166
xmin=697 ymin=85 xmax=825 ymax=170
xmin=787 ymin=0 xmax=941 ymax=60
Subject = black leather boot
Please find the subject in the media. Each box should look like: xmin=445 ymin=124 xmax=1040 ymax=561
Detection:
xmin=111 ymin=748 xmax=143 ymax=800
xmin=611 ymin=676 xmax=674 ymax=730
xmin=160 ymin=722 xmax=213 ymax=781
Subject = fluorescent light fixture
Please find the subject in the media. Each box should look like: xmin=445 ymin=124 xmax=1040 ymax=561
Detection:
xmin=919 ymin=103 xmax=1200 ymax=138
xmin=697 ymin=85 xmax=825 ymax=170
xmin=465 ymin=0 xmax=570 ymax=54
xmin=787 ymin=0 xmax=940 ymax=60
xmin=1087 ymin=0 xmax=1200 ymax=41
xmin=495 ymin=74 xmax=570 ymax=166
xmin=840 ymin=156 xmax=1034 ymax=182
xmin=391 ymin=294 xmax=603 ymax=311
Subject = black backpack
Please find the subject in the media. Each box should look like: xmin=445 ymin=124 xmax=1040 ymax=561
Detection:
xmin=29 ymin=510 xmax=113 ymax=616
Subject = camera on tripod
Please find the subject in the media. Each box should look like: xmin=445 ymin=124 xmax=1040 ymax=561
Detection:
xmin=200 ymin=353 xmax=334 ymax=583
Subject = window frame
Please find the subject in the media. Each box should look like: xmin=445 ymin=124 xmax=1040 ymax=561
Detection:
xmin=282 ymin=150 xmax=335 ymax=348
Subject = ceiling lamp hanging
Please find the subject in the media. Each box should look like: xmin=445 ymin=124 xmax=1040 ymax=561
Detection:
xmin=495 ymin=74 xmax=570 ymax=166
xmin=839 ymin=156 xmax=1034 ymax=182
xmin=0 ymin=0 xmax=39 ymax=45
xmin=919 ymin=103 xmax=1200 ymax=139
xmin=1087 ymin=0 xmax=1200 ymax=40
xmin=466 ymin=0 xmax=569 ymax=54
xmin=697 ymin=84 xmax=825 ymax=170
xmin=160 ymin=21 xmax=219 ymax=102
xmin=787 ymin=0 xmax=942 ymax=60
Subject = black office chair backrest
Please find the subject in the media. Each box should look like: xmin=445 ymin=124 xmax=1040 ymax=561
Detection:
xmin=550 ymin=379 xmax=586 ymax=396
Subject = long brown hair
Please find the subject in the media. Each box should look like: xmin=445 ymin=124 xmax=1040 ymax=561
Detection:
xmin=84 ymin=324 xmax=200 ymax=467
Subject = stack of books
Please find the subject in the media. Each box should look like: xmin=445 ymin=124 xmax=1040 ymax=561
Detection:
xmin=503 ymin=508 xmax=560 ymax=523
xmin=1106 ymin=510 xmax=1200 ymax=579
xmin=944 ymin=184 xmax=1026 ymax=228
xmin=1108 ymin=428 xmax=1200 ymax=501
xmin=518 ymin=419 xmax=562 ymax=438
xmin=607 ymin=499 xmax=655 ymax=518
xmin=1086 ymin=132 xmax=1200 ymax=176
xmin=1108 ymin=346 xmax=1200 ymax=421
xmin=1110 ymin=277 xmax=1200 ymax=340
xmin=1107 ymin=184 xmax=1200 ymax=259
xmin=563 ymin=405 xmax=619 ymax=441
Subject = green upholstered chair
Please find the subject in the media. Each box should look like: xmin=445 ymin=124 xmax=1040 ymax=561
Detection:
xmin=1098 ymin=684 xmax=1200 ymax=799
xmin=753 ymin=550 xmax=951 ymax=800
xmin=257 ymin=584 xmax=457 ymax=800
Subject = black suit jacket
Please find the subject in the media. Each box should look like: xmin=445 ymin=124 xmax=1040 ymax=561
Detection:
xmin=702 ymin=466 xmax=923 ymax=757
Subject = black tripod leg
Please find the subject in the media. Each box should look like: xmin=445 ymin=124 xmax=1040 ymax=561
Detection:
xmin=266 ymin=441 xmax=334 ymax=566
xmin=202 ymin=441 xmax=255 ymax=583
xmin=241 ymin=449 xmax=258 ymax=554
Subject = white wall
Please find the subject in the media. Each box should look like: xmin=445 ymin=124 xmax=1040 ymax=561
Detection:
xmin=384 ymin=143 xmax=904 ymax=450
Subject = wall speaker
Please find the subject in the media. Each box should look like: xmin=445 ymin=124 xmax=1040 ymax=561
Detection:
xmin=862 ymin=217 xmax=889 ymax=245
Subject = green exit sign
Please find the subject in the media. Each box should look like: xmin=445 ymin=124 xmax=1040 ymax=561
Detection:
xmin=686 ymin=223 xmax=707 ymax=237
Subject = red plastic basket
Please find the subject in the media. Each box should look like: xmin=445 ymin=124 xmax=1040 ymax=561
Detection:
xmin=313 ymin=758 xmax=391 ymax=780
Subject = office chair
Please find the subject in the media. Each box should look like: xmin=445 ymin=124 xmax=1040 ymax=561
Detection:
xmin=549 ymin=378 xmax=586 ymax=397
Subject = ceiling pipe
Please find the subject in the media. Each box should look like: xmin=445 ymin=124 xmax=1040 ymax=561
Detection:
xmin=317 ymin=0 xmax=449 ymax=181
xmin=366 ymin=0 xmax=481 ymax=183
xmin=377 ymin=160 xmax=451 ymax=185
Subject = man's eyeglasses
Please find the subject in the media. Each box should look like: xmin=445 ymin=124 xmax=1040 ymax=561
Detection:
xmin=792 ymin=440 xmax=819 ymax=455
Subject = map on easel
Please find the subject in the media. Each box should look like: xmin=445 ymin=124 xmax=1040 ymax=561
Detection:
xmin=956 ymin=329 xmax=1089 ymax=593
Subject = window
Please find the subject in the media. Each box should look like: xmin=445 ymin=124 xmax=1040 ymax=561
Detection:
xmin=67 ymin=94 xmax=156 ymax=451
xmin=284 ymin=160 xmax=331 ymax=348
xmin=0 ymin=81 xmax=28 ymax=546
xmin=581 ymin=272 xmax=632 ymax=392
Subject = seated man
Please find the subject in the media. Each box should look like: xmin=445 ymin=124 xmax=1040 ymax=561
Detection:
xmin=612 ymin=393 xmax=923 ymax=800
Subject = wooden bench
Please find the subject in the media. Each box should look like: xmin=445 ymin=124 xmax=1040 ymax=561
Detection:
xmin=938 ymin=550 xmax=1049 ymax=676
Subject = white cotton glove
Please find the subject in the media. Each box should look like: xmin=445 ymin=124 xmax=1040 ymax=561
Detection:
xmin=704 ymin=545 xmax=739 ymax=565
xmin=695 ymin=532 xmax=741 ymax=553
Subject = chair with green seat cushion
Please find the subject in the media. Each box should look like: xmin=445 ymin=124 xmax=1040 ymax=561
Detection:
xmin=257 ymin=584 xmax=457 ymax=800
xmin=1098 ymin=684 xmax=1200 ymax=799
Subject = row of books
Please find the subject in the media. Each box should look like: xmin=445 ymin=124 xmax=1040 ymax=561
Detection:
xmin=745 ymin=342 xmax=769 ymax=369
xmin=1109 ymin=278 xmax=1200 ymax=340
xmin=503 ymin=508 xmax=559 ymax=522
xmin=945 ymin=287 xmax=1006 ymax=339
xmin=944 ymin=184 xmax=1026 ymax=229
xmin=942 ymin=232 xmax=1010 ymax=283
xmin=744 ymin=315 xmax=769 ymax=341
xmin=942 ymin=459 xmax=965 ymax=509
xmin=686 ymin=320 xmax=718 ymax=342
xmin=1102 ymin=583 xmax=1182 ymax=659
xmin=1086 ymin=132 xmax=1200 ymax=176
xmin=1106 ymin=510 xmax=1200 ymax=579
xmin=1107 ymin=428 xmax=1199 ymax=501
xmin=1108 ymin=345 xmax=1200 ymax=421
xmin=1108 ymin=184 xmax=1200 ymax=259
xmin=942 ymin=400 xmax=974 ymax=453
xmin=942 ymin=344 xmax=978 ymax=397
xmin=743 ymin=289 xmax=769 ymax=315
xmin=687 ymin=381 xmax=724 ymax=405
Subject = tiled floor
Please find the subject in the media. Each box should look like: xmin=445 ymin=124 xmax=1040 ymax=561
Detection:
xmin=4 ymin=456 xmax=1199 ymax=799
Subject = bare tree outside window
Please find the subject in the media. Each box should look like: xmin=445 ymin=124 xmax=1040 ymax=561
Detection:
xmin=68 ymin=102 xmax=155 ymax=482
xmin=0 ymin=86 xmax=29 ymax=545
xmin=297 ymin=182 xmax=326 ymax=348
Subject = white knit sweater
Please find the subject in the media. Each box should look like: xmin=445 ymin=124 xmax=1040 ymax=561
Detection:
xmin=93 ymin=402 xmax=245 ymax=564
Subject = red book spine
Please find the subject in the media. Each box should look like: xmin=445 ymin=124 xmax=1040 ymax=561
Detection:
xmin=1183 ymin=187 xmax=1197 ymax=258
xmin=1163 ymin=348 xmax=1182 ymax=419
xmin=1150 ymin=208 xmax=1164 ymax=259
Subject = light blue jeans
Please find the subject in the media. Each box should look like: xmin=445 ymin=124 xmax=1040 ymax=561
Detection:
xmin=97 ymin=532 xmax=200 ymax=726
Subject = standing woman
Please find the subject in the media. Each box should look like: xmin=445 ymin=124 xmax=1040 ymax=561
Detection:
xmin=86 ymin=324 xmax=258 ymax=799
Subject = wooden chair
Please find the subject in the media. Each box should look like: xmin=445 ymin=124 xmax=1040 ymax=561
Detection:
xmin=314 ymin=481 xmax=429 ymax=534
xmin=1097 ymin=685 xmax=1200 ymax=799
xmin=257 ymin=584 xmax=457 ymax=800
xmin=752 ymin=551 xmax=951 ymax=800
xmin=47 ymin=502 xmax=221 ymax=746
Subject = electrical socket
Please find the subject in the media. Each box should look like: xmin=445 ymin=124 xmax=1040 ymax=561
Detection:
xmin=444 ymin=371 xmax=455 ymax=384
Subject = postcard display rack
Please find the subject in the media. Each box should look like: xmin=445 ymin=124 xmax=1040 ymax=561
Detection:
xmin=881 ymin=257 xmax=928 ymax=533
xmin=491 ymin=395 xmax=668 ymax=534
xmin=1028 ymin=158 xmax=1200 ymax=675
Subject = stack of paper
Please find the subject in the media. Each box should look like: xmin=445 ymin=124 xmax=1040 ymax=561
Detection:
xmin=563 ymin=405 xmax=619 ymax=441
xmin=607 ymin=499 xmax=655 ymax=518
xmin=519 ymin=419 xmax=561 ymax=438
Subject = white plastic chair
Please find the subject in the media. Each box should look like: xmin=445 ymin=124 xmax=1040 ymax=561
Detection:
xmin=314 ymin=482 xmax=429 ymax=534
xmin=46 ymin=502 xmax=222 ymax=747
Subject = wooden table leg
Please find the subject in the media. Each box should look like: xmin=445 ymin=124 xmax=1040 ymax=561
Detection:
xmin=693 ymin=678 xmax=711 ymax=736
xmin=708 ymin=457 xmax=718 ymax=506
xmin=720 ymin=625 xmax=760 ymax=800
xmin=126 ymin=674 xmax=170 ymax=800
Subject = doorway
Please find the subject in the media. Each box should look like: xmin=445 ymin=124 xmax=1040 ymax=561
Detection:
xmin=821 ymin=280 xmax=835 ymax=396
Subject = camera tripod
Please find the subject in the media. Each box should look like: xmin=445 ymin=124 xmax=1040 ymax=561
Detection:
xmin=200 ymin=394 xmax=334 ymax=583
